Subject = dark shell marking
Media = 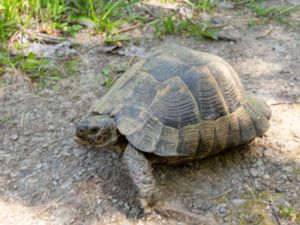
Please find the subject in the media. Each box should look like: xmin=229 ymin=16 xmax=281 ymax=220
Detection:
xmin=91 ymin=46 xmax=271 ymax=157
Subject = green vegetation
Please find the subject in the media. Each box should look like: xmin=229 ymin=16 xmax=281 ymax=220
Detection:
xmin=153 ymin=15 xmax=220 ymax=40
xmin=0 ymin=49 xmax=79 ymax=90
xmin=185 ymin=0 xmax=218 ymax=12
xmin=1 ymin=0 xmax=299 ymax=89
xmin=247 ymin=0 xmax=300 ymax=26
xmin=279 ymin=205 xmax=300 ymax=222
xmin=0 ymin=0 xmax=140 ymax=42
xmin=63 ymin=59 xmax=79 ymax=75
xmin=0 ymin=0 xmax=142 ymax=87
xmin=101 ymin=64 xmax=126 ymax=88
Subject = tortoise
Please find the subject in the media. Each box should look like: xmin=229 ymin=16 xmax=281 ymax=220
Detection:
xmin=75 ymin=46 xmax=271 ymax=210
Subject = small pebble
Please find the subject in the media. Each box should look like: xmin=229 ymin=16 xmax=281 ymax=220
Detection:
xmin=275 ymin=186 xmax=285 ymax=193
xmin=250 ymin=168 xmax=260 ymax=177
xmin=262 ymin=174 xmax=270 ymax=179
xmin=255 ymin=159 xmax=264 ymax=166
xmin=217 ymin=203 xmax=228 ymax=215
xmin=11 ymin=134 xmax=18 ymax=141
xmin=48 ymin=125 xmax=55 ymax=131
xmin=231 ymin=199 xmax=247 ymax=206
xmin=280 ymin=174 xmax=288 ymax=181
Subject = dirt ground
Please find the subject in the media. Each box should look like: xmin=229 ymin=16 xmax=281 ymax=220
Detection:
xmin=1 ymin=2 xmax=300 ymax=225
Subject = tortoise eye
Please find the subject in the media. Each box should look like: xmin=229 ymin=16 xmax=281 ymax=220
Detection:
xmin=90 ymin=111 xmax=101 ymax=116
xmin=90 ymin=127 xmax=99 ymax=134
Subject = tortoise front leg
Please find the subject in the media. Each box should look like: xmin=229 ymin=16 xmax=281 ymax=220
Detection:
xmin=122 ymin=144 xmax=157 ymax=211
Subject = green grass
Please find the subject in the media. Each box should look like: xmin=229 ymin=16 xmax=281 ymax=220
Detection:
xmin=185 ymin=0 xmax=218 ymax=12
xmin=67 ymin=0 xmax=140 ymax=33
xmin=279 ymin=205 xmax=300 ymax=222
xmin=0 ymin=0 xmax=141 ymax=88
xmin=0 ymin=0 xmax=222 ymax=88
xmin=0 ymin=51 xmax=59 ymax=79
xmin=153 ymin=15 xmax=220 ymax=40
xmin=63 ymin=59 xmax=79 ymax=75
xmin=2 ymin=0 xmax=298 ymax=89
xmin=0 ymin=0 xmax=142 ymax=42
xmin=101 ymin=64 xmax=127 ymax=88
xmin=248 ymin=0 xmax=300 ymax=25
xmin=152 ymin=0 xmax=222 ymax=40
xmin=0 ymin=49 xmax=80 ymax=91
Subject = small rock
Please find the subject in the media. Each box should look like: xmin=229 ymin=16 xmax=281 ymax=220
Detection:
xmin=296 ymin=174 xmax=300 ymax=182
xmin=9 ymin=171 xmax=18 ymax=178
xmin=255 ymin=159 xmax=264 ymax=166
xmin=272 ymin=44 xmax=286 ymax=53
xmin=95 ymin=205 xmax=104 ymax=218
xmin=61 ymin=79 xmax=72 ymax=88
xmin=284 ymin=166 xmax=293 ymax=173
xmin=36 ymin=163 xmax=42 ymax=169
xmin=291 ymin=192 xmax=298 ymax=199
xmin=128 ymin=207 xmax=141 ymax=218
xmin=123 ymin=203 xmax=130 ymax=212
xmin=217 ymin=203 xmax=228 ymax=215
xmin=231 ymin=199 xmax=247 ymax=206
xmin=11 ymin=134 xmax=19 ymax=141
xmin=280 ymin=174 xmax=288 ymax=181
xmin=250 ymin=168 xmax=260 ymax=177
xmin=245 ymin=215 xmax=255 ymax=223
xmin=48 ymin=125 xmax=55 ymax=131
xmin=275 ymin=186 xmax=285 ymax=193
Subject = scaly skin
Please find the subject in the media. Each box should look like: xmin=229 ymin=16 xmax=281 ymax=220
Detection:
xmin=122 ymin=144 xmax=157 ymax=212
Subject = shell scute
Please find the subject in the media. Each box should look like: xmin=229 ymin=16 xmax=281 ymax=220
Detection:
xmin=147 ymin=76 xmax=200 ymax=129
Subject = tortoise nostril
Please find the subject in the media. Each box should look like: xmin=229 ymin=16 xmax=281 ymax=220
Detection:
xmin=90 ymin=127 xmax=99 ymax=134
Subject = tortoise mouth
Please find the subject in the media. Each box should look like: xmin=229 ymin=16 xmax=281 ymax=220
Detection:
xmin=75 ymin=135 xmax=113 ymax=148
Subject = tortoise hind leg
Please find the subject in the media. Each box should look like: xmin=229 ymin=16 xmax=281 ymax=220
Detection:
xmin=122 ymin=144 xmax=157 ymax=211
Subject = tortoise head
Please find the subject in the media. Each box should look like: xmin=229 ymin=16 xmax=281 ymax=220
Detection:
xmin=75 ymin=112 xmax=120 ymax=147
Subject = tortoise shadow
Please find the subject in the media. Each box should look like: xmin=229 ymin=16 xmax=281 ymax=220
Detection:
xmin=94 ymin=139 xmax=273 ymax=219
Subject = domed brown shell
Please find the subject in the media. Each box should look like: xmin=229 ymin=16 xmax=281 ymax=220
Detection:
xmin=91 ymin=46 xmax=271 ymax=157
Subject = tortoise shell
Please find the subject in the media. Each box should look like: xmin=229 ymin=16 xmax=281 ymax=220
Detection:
xmin=91 ymin=46 xmax=271 ymax=157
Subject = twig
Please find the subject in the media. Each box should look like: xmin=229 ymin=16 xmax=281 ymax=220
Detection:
xmin=245 ymin=183 xmax=257 ymax=201
xmin=111 ymin=74 xmax=122 ymax=84
xmin=244 ymin=183 xmax=282 ymax=225
xmin=25 ymin=94 xmax=55 ymax=102
xmin=269 ymin=198 xmax=282 ymax=225
xmin=38 ymin=195 xmax=65 ymax=215
xmin=270 ymin=101 xmax=300 ymax=106
xmin=216 ymin=35 xmax=238 ymax=42
xmin=20 ymin=111 xmax=25 ymax=130
xmin=206 ymin=188 xmax=233 ymax=200
xmin=115 ymin=23 xmax=141 ymax=34
xmin=127 ymin=56 xmax=136 ymax=67
xmin=25 ymin=29 xmax=66 ymax=44
xmin=233 ymin=0 xmax=251 ymax=7
xmin=15 ymin=25 xmax=65 ymax=44
xmin=210 ymin=23 xmax=229 ymax=29
xmin=21 ymin=171 xmax=41 ymax=181
xmin=158 ymin=203 xmax=219 ymax=225
xmin=256 ymin=26 xmax=273 ymax=39
xmin=144 ymin=8 xmax=156 ymax=18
